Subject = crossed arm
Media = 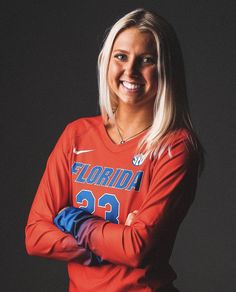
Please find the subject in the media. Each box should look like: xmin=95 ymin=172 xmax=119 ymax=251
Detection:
xmin=25 ymin=126 xmax=198 ymax=267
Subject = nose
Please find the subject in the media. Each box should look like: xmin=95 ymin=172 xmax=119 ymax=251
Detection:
xmin=125 ymin=58 xmax=140 ymax=77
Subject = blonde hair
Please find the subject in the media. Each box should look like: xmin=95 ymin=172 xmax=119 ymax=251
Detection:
xmin=98 ymin=8 xmax=204 ymax=167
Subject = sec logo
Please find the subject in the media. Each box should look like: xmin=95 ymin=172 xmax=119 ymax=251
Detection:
xmin=132 ymin=154 xmax=144 ymax=166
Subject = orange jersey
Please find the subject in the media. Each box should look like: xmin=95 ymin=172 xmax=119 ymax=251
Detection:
xmin=25 ymin=116 xmax=199 ymax=291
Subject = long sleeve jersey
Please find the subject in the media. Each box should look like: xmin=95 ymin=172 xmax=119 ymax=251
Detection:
xmin=25 ymin=116 xmax=199 ymax=292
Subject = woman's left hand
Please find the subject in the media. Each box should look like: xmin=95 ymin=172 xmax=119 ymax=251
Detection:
xmin=125 ymin=210 xmax=138 ymax=226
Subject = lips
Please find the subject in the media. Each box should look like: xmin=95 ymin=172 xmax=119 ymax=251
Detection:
xmin=121 ymin=81 xmax=144 ymax=91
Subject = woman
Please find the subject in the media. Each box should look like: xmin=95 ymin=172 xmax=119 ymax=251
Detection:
xmin=25 ymin=8 xmax=203 ymax=292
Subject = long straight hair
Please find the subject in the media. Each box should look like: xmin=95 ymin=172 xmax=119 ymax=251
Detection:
xmin=97 ymin=8 xmax=204 ymax=170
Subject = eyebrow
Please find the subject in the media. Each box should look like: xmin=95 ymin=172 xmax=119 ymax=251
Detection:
xmin=112 ymin=49 xmax=129 ymax=54
xmin=112 ymin=49 xmax=156 ymax=55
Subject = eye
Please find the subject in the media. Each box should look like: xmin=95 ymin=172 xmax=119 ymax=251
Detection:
xmin=114 ymin=53 xmax=127 ymax=61
xmin=142 ymin=56 xmax=155 ymax=65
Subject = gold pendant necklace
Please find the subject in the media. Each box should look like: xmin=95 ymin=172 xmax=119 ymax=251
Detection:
xmin=114 ymin=114 xmax=151 ymax=144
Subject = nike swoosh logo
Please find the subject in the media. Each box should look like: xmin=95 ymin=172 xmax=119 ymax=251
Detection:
xmin=73 ymin=148 xmax=95 ymax=155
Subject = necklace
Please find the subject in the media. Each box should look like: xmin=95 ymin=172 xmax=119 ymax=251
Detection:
xmin=114 ymin=115 xmax=152 ymax=144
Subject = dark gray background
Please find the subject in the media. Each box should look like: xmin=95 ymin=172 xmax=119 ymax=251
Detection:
xmin=1 ymin=0 xmax=235 ymax=291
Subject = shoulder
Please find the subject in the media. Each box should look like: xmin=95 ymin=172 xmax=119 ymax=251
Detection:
xmin=60 ymin=115 xmax=103 ymax=141
xmin=65 ymin=115 xmax=103 ymax=135
xmin=163 ymin=128 xmax=198 ymax=152
xmin=155 ymin=128 xmax=199 ymax=165
xmin=55 ymin=115 xmax=102 ymax=153
xmin=165 ymin=128 xmax=193 ymax=145
xmin=149 ymin=129 xmax=200 ymax=180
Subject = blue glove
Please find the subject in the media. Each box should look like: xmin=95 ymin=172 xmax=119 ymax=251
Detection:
xmin=54 ymin=207 xmax=104 ymax=265
xmin=54 ymin=206 xmax=93 ymax=237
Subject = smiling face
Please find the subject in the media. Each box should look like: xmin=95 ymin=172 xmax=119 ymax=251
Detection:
xmin=107 ymin=27 xmax=158 ymax=108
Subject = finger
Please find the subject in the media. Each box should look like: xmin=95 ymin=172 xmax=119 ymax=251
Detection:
xmin=125 ymin=212 xmax=137 ymax=226
xmin=125 ymin=213 xmax=133 ymax=226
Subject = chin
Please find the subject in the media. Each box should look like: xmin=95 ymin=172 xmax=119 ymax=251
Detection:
xmin=118 ymin=96 xmax=143 ymax=105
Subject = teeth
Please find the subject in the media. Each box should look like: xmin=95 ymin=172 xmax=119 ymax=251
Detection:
xmin=122 ymin=81 xmax=142 ymax=90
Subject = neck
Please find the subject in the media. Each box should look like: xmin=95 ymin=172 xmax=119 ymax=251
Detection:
xmin=115 ymin=103 xmax=154 ymax=133
xmin=111 ymin=103 xmax=154 ymax=145
xmin=105 ymin=102 xmax=154 ymax=145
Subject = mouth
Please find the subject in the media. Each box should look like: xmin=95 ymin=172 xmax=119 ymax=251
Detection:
xmin=120 ymin=81 xmax=144 ymax=91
